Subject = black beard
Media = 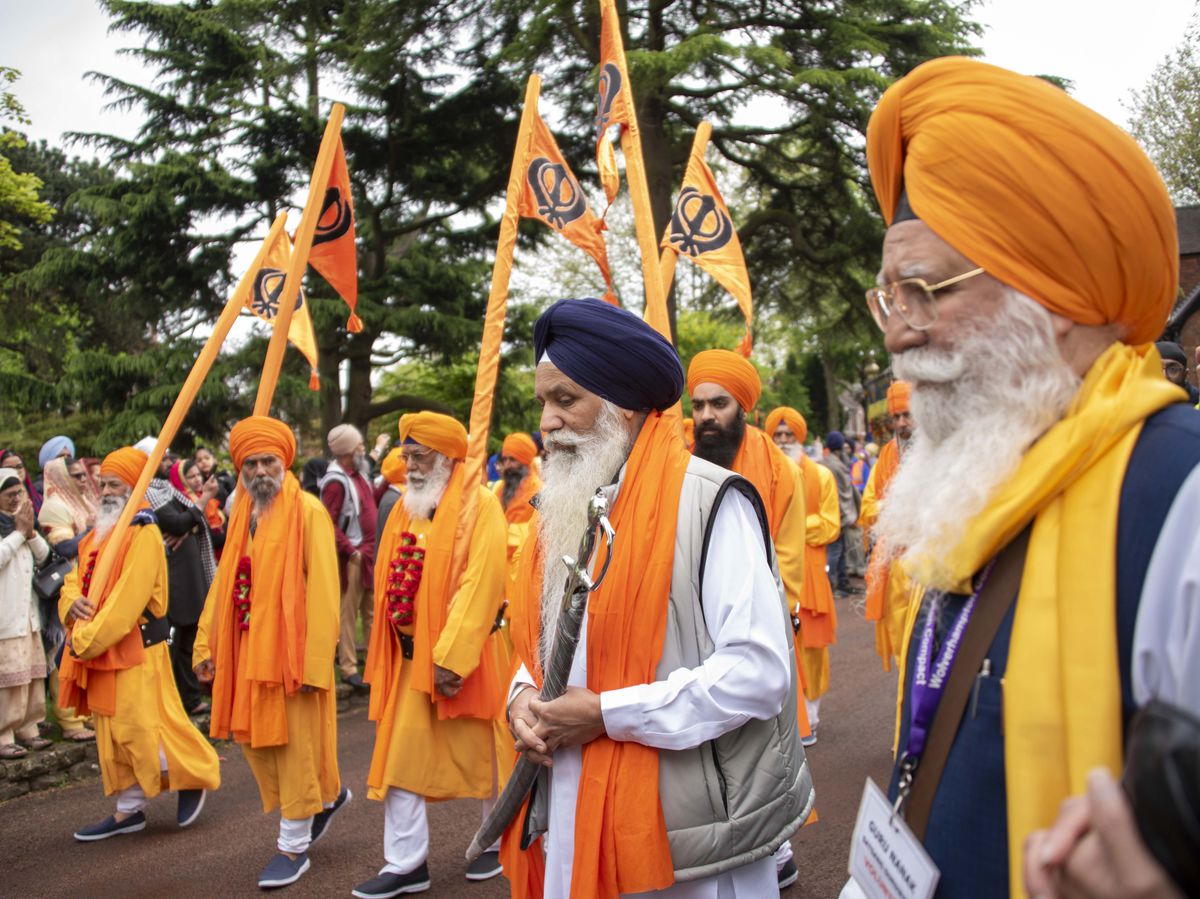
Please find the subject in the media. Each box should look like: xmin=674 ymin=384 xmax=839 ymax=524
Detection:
xmin=692 ymin=414 xmax=746 ymax=469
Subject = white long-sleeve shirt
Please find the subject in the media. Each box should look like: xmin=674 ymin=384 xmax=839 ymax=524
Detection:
xmin=513 ymin=488 xmax=792 ymax=898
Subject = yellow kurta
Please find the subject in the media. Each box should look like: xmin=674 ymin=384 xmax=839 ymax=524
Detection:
xmin=367 ymin=485 xmax=507 ymax=801
xmin=860 ymin=440 xmax=919 ymax=664
xmin=800 ymin=461 xmax=841 ymax=699
xmin=59 ymin=525 xmax=220 ymax=798
xmin=770 ymin=462 xmax=807 ymax=617
xmin=194 ymin=492 xmax=341 ymax=819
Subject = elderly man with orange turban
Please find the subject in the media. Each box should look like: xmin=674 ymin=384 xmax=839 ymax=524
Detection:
xmin=766 ymin=407 xmax=839 ymax=744
xmin=841 ymin=57 xmax=1200 ymax=899
xmin=193 ymin=417 xmax=345 ymax=890
xmin=60 ymin=447 xmax=220 ymax=844
xmin=354 ymin=411 xmax=508 ymax=896
xmin=857 ymin=380 xmax=919 ymax=671
xmin=493 ymin=432 xmax=542 ymax=553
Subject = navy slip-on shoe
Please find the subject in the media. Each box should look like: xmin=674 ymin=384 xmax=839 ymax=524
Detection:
xmin=464 ymin=850 xmax=502 ymax=881
xmin=177 ymin=789 xmax=206 ymax=828
xmin=309 ymin=786 xmax=352 ymax=846
xmin=74 ymin=812 xmax=147 ymax=842
xmin=351 ymin=863 xmax=431 ymax=898
xmin=258 ymin=853 xmax=311 ymax=889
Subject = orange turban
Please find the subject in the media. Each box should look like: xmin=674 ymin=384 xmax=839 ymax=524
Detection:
xmin=687 ymin=349 xmax=761 ymax=412
xmin=765 ymin=407 xmax=808 ymax=444
xmin=886 ymin=381 xmax=911 ymax=415
xmin=399 ymin=411 xmax=468 ymax=460
xmin=867 ymin=57 xmax=1177 ymax=345
xmin=501 ymin=433 xmax=538 ymax=467
xmin=380 ymin=448 xmax=407 ymax=486
xmin=228 ymin=416 xmax=296 ymax=470
xmin=100 ymin=448 xmax=148 ymax=488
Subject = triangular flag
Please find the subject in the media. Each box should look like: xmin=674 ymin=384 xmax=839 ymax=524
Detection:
xmin=307 ymin=135 xmax=362 ymax=333
xmin=246 ymin=226 xmax=322 ymax=390
xmin=595 ymin=0 xmax=635 ymax=207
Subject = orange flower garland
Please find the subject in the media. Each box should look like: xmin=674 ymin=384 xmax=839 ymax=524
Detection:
xmin=386 ymin=531 xmax=425 ymax=628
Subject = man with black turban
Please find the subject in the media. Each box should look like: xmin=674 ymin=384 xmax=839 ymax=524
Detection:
xmin=500 ymin=298 xmax=812 ymax=898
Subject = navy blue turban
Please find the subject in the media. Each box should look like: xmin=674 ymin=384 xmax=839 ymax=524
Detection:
xmin=534 ymin=298 xmax=684 ymax=412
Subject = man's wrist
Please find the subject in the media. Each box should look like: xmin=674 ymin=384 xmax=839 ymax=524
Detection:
xmin=507 ymin=684 xmax=536 ymax=722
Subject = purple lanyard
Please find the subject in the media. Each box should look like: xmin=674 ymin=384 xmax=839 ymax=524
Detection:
xmin=905 ymin=560 xmax=996 ymax=761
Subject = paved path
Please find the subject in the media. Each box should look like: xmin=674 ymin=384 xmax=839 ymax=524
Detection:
xmin=0 ymin=597 xmax=896 ymax=898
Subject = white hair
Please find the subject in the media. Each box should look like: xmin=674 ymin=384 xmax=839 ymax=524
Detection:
xmin=874 ymin=289 xmax=1081 ymax=588
xmin=402 ymin=453 xmax=453 ymax=521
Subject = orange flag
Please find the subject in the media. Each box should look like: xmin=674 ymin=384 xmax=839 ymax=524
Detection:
xmin=245 ymin=225 xmax=322 ymax=390
xmin=595 ymin=6 xmax=633 ymax=207
xmin=661 ymin=122 xmax=753 ymax=356
xmin=306 ymin=135 xmax=363 ymax=333
xmin=519 ymin=111 xmax=616 ymax=302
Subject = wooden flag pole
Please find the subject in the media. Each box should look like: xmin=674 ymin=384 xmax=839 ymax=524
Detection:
xmin=86 ymin=213 xmax=289 ymax=602
xmin=449 ymin=74 xmax=540 ymax=577
xmin=254 ymin=103 xmax=345 ymax=414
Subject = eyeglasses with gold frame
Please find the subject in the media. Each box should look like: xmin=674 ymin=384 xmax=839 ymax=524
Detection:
xmin=865 ymin=267 xmax=986 ymax=331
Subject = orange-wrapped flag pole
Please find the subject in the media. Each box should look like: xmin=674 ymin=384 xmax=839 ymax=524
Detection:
xmin=86 ymin=213 xmax=289 ymax=602
xmin=598 ymin=0 xmax=669 ymax=342
xmin=450 ymin=74 xmax=539 ymax=576
xmin=254 ymin=102 xmax=346 ymax=414
xmin=657 ymin=122 xmax=711 ymax=298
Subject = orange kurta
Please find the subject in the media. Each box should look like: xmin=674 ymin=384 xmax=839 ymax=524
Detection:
xmin=861 ymin=439 xmax=917 ymax=670
xmin=796 ymin=456 xmax=839 ymax=700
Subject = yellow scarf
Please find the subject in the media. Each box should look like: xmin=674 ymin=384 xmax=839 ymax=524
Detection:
xmin=904 ymin=342 xmax=1183 ymax=896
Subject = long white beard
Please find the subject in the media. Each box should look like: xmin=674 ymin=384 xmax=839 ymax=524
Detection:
xmin=875 ymin=290 xmax=1081 ymax=587
xmin=780 ymin=443 xmax=803 ymax=462
xmin=536 ymin=400 xmax=632 ymax=666
xmin=94 ymin=495 xmax=127 ymax=543
xmin=402 ymin=455 xmax=452 ymax=521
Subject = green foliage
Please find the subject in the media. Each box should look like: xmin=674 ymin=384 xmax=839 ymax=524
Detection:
xmin=0 ymin=69 xmax=54 ymax=252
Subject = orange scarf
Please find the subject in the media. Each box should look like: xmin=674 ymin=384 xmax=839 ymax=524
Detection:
xmin=207 ymin=473 xmax=308 ymax=747
xmin=58 ymin=508 xmax=151 ymax=717
xmin=731 ymin=424 xmax=795 ymax=535
xmin=500 ymin=473 xmax=542 ymax=526
xmin=797 ymin=455 xmax=836 ymax=647
xmin=364 ymin=466 xmax=502 ymax=743
xmin=864 ymin=439 xmax=902 ymax=667
xmin=502 ymin=412 xmax=688 ymax=898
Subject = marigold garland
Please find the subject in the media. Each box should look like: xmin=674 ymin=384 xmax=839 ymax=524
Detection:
xmin=386 ymin=531 xmax=425 ymax=629
xmin=233 ymin=555 xmax=252 ymax=631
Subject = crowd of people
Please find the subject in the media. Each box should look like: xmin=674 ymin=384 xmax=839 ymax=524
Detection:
xmin=3 ymin=55 xmax=1200 ymax=899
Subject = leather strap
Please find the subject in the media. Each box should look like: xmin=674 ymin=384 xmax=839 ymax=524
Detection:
xmin=905 ymin=526 xmax=1031 ymax=840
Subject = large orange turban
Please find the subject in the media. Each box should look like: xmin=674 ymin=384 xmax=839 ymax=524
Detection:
xmin=380 ymin=448 xmax=407 ymax=486
xmin=399 ymin=411 xmax=468 ymax=460
xmin=100 ymin=448 xmax=148 ymax=488
xmin=228 ymin=416 xmax=296 ymax=469
xmin=886 ymin=381 xmax=911 ymax=415
xmin=687 ymin=349 xmax=761 ymax=412
xmin=867 ymin=57 xmax=1177 ymax=345
xmin=501 ymin=433 xmax=538 ymax=467
xmin=765 ymin=407 xmax=808 ymax=444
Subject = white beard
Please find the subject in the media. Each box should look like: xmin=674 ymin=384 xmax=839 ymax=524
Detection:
xmin=94 ymin=494 xmax=127 ymax=543
xmin=875 ymin=290 xmax=1081 ymax=588
xmin=402 ymin=454 xmax=452 ymax=521
xmin=780 ymin=443 xmax=803 ymax=462
xmin=536 ymin=400 xmax=632 ymax=666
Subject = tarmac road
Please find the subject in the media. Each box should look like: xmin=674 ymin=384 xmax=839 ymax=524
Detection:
xmin=0 ymin=594 xmax=896 ymax=899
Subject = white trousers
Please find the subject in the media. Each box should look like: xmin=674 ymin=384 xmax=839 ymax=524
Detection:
xmin=382 ymin=788 xmax=429 ymax=875
xmin=115 ymin=747 xmax=168 ymax=815
xmin=805 ymin=697 xmax=822 ymax=730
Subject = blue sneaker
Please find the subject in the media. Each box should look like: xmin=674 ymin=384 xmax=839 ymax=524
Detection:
xmin=177 ymin=789 xmax=206 ymax=827
xmin=309 ymin=786 xmax=351 ymax=846
xmin=258 ymin=853 xmax=311 ymax=889
xmin=74 ymin=812 xmax=146 ymax=842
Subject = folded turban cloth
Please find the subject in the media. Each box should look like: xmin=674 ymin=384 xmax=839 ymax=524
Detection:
xmin=399 ymin=411 xmax=468 ymax=460
xmin=327 ymin=423 xmax=363 ymax=456
xmin=39 ymin=435 xmax=76 ymax=470
xmin=1155 ymin=341 xmax=1187 ymax=366
xmin=765 ymin=407 xmax=808 ymax=444
xmin=501 ymin=433 xmax=538 ymax=467
xmin=380 ymin=448 xmax=408 ymax=486
xmin=534 ymin=298 xmax=684 ymax=412
xmin=101 ymin=448 xmax=148 ymax=488
xmin=825 ymin=431 xmax=846 ymax=453
xmin=686 ymin=349 xmax=762 ymax=412
xmin=867 ymin=57 xmax=1177 ymax=345
xmin=887 ymin=381 xmax=912 ymax=415
xmin=0 ymin=468 xmax=20 ymax=492
xmin=229 ymin=416 xmax=297 ymax=470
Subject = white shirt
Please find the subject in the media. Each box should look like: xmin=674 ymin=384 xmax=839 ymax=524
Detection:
xmin=513 ymin=488 xmax=792 ymax=898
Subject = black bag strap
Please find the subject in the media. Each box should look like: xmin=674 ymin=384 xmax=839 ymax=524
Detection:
xmin=906 ymin=525 xmax=1031 ymax=840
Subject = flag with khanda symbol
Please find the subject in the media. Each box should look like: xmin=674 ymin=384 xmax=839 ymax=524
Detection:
xmin=245 ymin=225 xmax=321 ymax=390
xmin=661 ymin=125 xmax=753 ymax=356
xmin=306 ymin=135 xmax=363 ymax=333
xmin=595 ymin=0 xmax=634 ymax=207
xmin=519 ymin=111 xmax=616 ymax=302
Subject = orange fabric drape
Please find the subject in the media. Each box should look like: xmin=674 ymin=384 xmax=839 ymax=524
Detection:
xmin=730 ymin=425 xmax=795 ymax=536
xmin=501 ymin=412 xmax=688 ymax=898
xmin=797 ymin=455 xmax=837 ymax=648
xmin=207 ymin=474 xmax=308 ymax=747
xmin=863 ymin=440 xmax=902 ymax=668
xmin=501 ymin=474 xmax=542 ymax=526
xmin=58 ymin=509 xmax=151 ymax=717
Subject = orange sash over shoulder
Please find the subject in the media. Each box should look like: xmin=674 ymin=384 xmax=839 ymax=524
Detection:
xmin=58 ymin=509 xmax=152 ymax=717
xmin=499 ymin=473 xmax=541 ymax=526
xmin=208 ymin=473 xmax=308 ymax=747
xmin=731 ymin=424 xmax=795 ymax=535
xmin=798 ymin=455 xmax=836 ymax=647
xmin=502 ymin=412 xmax=688 ymax=899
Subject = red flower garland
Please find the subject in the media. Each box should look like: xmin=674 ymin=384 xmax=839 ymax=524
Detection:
xmin=81 ymin=550 xmax=98 ymax=596
xmin=386 ymin=532 xmax=425 ymax=629
xmin=233 ymin=556 xmax=252 ymax=631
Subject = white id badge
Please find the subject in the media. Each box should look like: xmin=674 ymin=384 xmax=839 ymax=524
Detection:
xmin=848 ymin=778 xmax=940 ymax=899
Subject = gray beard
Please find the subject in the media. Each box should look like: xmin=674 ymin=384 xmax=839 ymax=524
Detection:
xmin=875 ymin=289 xmax=1081 ymax=588
xmin=536 ymin=400 xmax=631 ymax=667
xmin=403 ymin=455 xmax=452 ymax=521
xmin=94 ymin=495 xmax=127 ymax=542
xmin=246 ymin=473 xmax=283 ymax=521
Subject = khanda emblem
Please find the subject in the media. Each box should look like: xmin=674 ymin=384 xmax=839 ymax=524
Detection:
xmin=527 ymin=157 xmax=587 ymax=229
xmin=250 ymin=267 xmax=304 ymax=319
xmin=595 ymin=62 xmax=622 ymax=138
xmin=312 ymin=186 xmax=353 ymax=246
xmin=668 ymin=186 xmax=734 ymax=257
